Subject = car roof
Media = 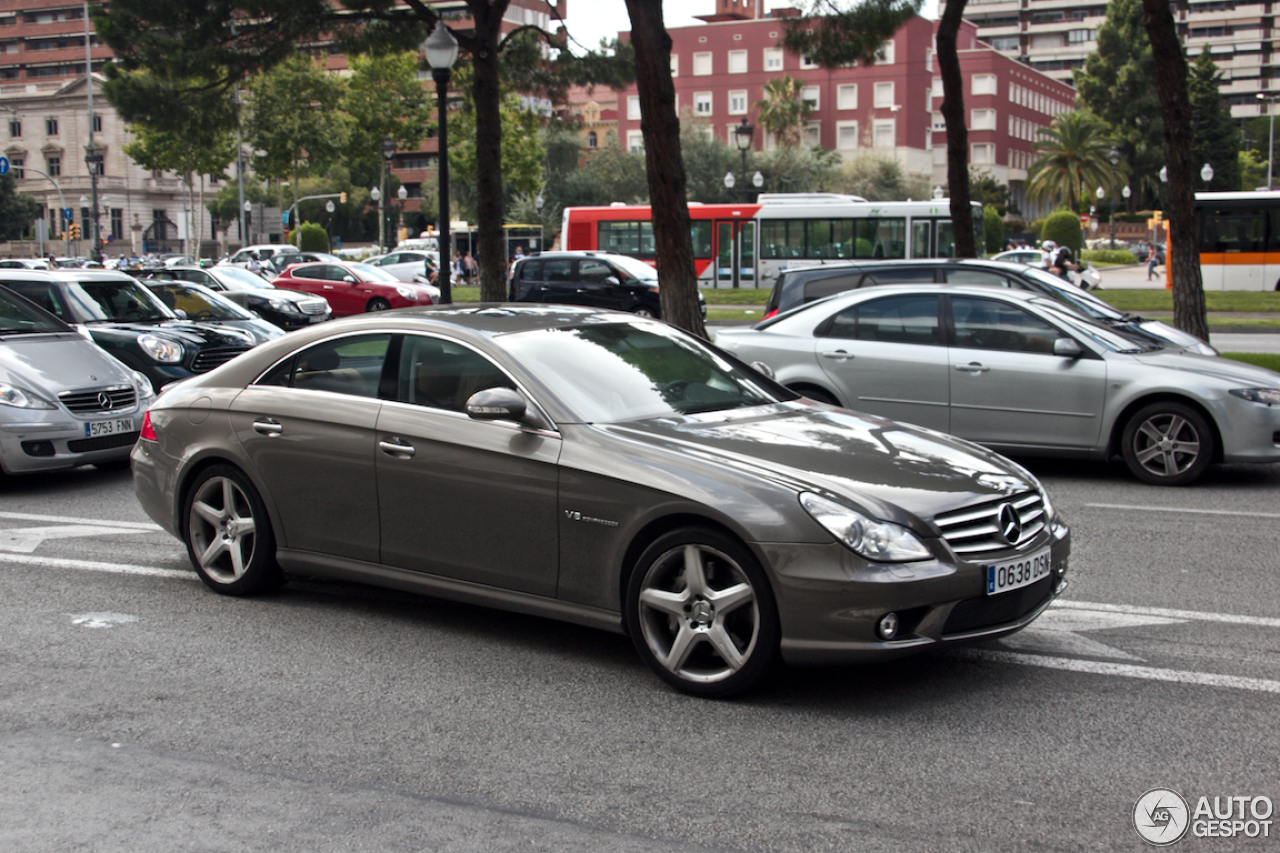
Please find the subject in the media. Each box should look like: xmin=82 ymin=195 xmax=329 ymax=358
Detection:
xmin=517 ymin=251 xmax=629 ymax=262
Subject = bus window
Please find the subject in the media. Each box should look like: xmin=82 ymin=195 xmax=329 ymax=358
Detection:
xmin=760 ymin=219 xmax=800 ymax=259
xmin=599 ymin=220 xmax=657 ymax=258
xmin=937 ymin=221 xmax=955 ymax=258
xmin=691 ymin=221 xmax=713 ymax=259
xmin=854 ymin=218 xmax=907 ymax=259
xmin=806 ymin=220 xmax=834 ymax=258
xmin=911 ymin=221 xmax=931 ymax=258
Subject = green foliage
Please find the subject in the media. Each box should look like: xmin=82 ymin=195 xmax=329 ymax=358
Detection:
xmin=245 ymin=54 xmax=348 ymax=182
xmin=1189 ymin=49 xmax=1241 ymax=193
xmin=680 ymin=118 xmax=743 ymax=204
xmin=1240 ymin=148 xmax=1267 ymax=191
xmin=835 ymin=153 xmax=929 ymax=201
xmin=970 ymin=167 xmax=1014 ymax=216
xmin=1041 ymin=210 xmax=1085 ymax=255
xmin=1082 ymin=249 xmax=1138 ymax=264
xmin=781 ymin=0 xmax=924 ymax=68
xmin=759 ymin=146 xmax=844 ymax=195
xmin=0 ymin=173 xmax=41 ymax=240
xmin=342 ymin=51 xmax=435 ymax=168
xmin=296 ymin=221 xmax=329 ymax=252
xmin=982 ymin=205 xmax=1004 ymax=255
xmin=1027 ymin=111 xmax=1116 ymax=210
xmin=754 ymin=76 xmax=812 ymax=150
xmin=563 ymin=141 xmax=649 ymax=207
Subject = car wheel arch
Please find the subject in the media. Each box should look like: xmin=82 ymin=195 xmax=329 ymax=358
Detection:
xmin=785 ymin=382 xmax=842 ymax=407
xmin=175 ymin=455 xmax=287 ymax=550
xmin=1107 ymin=392 xmax=1224 ymax=465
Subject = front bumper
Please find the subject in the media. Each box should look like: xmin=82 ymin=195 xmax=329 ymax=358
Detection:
xmin=762 ymin=522 xmax=1071 ymax=666
xmin=0 ymin=414 xmax=139 ymax=474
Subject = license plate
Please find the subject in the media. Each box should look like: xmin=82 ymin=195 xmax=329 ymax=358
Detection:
xmin=310 ymin=313 xmax=327 ymax=322
xmin=85 ymin=417 xmax=135 ymax=438
xmin=986 ymin=548 xmax=1051 ymax=595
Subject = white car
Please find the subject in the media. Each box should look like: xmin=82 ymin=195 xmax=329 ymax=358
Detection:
xmin=364 ymin=250 xmax=439 ymax=282
xmin=218 ymin=244 xmax=299 ymax=269
xmin=0 ymin=259 xmax=51 ymax=271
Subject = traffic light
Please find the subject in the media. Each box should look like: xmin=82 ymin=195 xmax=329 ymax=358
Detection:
xmin=339 ymin=191 xmax=347 ymax=204
xmin=69 ymin=223 xmax=80 ymax=240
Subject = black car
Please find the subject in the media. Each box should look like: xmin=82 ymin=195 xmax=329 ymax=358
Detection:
xmin=144 ymin=280 xmax=285 ymax=345
xmin=143 ymin=265 xmax=332 ymax=330
xmin=761 ymin=258 xmax=1217 ymax=355
xmin=509 ymin=250 xmax=705 ymax=319
xmin=0 ymin=269 xmax=261 ymax=392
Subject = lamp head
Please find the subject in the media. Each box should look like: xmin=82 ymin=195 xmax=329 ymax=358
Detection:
xmin=424 ymin=21 xmax=460 ymax=71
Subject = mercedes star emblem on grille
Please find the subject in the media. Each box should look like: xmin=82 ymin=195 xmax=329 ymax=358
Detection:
xmin=97 ymin=391 xmax=113 ymax=410
xmin=996 ymin=502 xmax=1022 ymax=546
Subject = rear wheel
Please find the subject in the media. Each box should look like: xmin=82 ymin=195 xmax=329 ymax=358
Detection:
xmin=183 ymin=465 xmax=282 ymax=595
xmin=633 ymin=306 xmax=658 ymax=319
xmin=626 ymin=527 xmax=779 ymax=697
xmin=366 ymin=297 xmax=392 ymax=312
xmin=789 ymin=385 xmax=839 ymax=406
xmin=1121 ymin=401 xmax=1215 ymax=486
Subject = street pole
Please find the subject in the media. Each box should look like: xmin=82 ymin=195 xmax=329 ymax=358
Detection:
xmin=1259 ymin=93 xmax=1276 ymax=189
xmin=424 ymin=22 xmax=459 ymax=305
xmin=83 ymin=0 xmax=101 ymax=264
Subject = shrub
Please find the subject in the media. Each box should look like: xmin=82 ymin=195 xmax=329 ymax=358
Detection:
xmin=297 ymin=222 xmax=329 ymax=252
xmin=983 ymin=205 xmax=1004 ymax=255
xmin=1040 ymin=210 xmax=1084 ymax=255
xmin=1082 ymin=249 xmax=1138 ymax=265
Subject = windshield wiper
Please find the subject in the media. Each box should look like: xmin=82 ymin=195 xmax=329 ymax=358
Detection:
xmin=0 ymin=327 xmax=61 ymax=334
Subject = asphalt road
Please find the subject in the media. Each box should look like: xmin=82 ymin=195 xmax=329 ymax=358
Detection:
xmin=2 ymin=461 xmax=1278 ymax=852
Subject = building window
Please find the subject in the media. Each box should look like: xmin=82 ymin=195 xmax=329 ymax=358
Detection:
xmin=728 ymin=49 xmax=747 ymax=74
xmin=110 ymin=207 xmax=123 ymax=240
xmin=932 ymin=112 xmax=946 ymax=131
xmin=836 ymin=121 xmax=859 ymax=150
xmin=971 ymin=74 xmax=997 ymax=96
xmin=989 ymin=36 xmax=1019 ymax=51
xmin=729 ymin=90 xmax=748 ymax=115
xmin=763 ymin=47 xmax=783 ymax=71
xmin=670 ymin=54 xmax=679 ymax=77
xmin=587 ymin=130 xmax=597 ymax=148
xmin=1067 ymin=29 xmax=1094 ymax=45
xmin=971 ymin=143 xmax=995 ymax=164
xmin=627 ymin=96 xmax=641 ymax=120
xmin=803 ymin=121 xmax=821 ymax=147
xmin=45 ymin=118 xmax=58 ymax=136
xmin=89 ymin=156 xmax=104 ymax=176
xmin=46 ymin=155 xmax=60 ymax=176
xmin=874 ymin=81 xmax=895 ymax=108
xmin=627 ymin=130 xmax=644 ymax=154
xmin=875 ymin=41 xmax=895 ymax=65
xmin=92 ymin=115 xmax=102 ymax=133
xmin=931 ymin=77 xmax=944 ymax=98
xmin=9 ymin=157 xmax=22 ymax=177
xmin=693 ymin=52 xmax=712 ymax=75
xmin=694 ymin=91 xmax=713 ymax=115
xmin=837 ymin=84 xmax=857 ymax=110
xmin=970 ymin=109 xmax=996 ymax=130
xmin=801 ymin=85 xmax=820 ymax=110
xmin=7 ymin=119 xmax=18 ymax=137
xmin=799 ymin=55 xmax=818 ymax=70
xmin=873 ymin=120 xmax=895 ymax=149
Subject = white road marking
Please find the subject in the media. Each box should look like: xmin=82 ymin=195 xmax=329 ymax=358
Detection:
xmin=1057 ymin=600 xmax=1280 ymax=630
xmin=961 ymin=649 xmax=1280 ymax=695
xmin=0 ymin=552 xmax=194 ymax=581
xmin=998 ymin=607 xmax=1185 ymax=662
xmin=1084 ymin=503 xmax=1280 ymax=520
xmin=70 ymin=612 xmax=139 ymax=629
xmin=0 ymin=524 xmax=156 ymax=554
xmin=0 ymin=511 xmax=162 ymax=529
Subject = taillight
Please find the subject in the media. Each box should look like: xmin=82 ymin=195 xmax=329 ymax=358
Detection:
xmin=762 ymin=308 xmax=777 ymax=320
xmin=139 ymin=410 xmax=157 ymax=441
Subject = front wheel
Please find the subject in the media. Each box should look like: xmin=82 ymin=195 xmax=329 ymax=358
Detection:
xmin=1121 ymin=401 xmax=1215 ymax=486
xmin=632 ymin=306 xmax=658 ymax=319
xmin=626 ymin=528 xmax=779 ymax=697
xmin=183 ymin=465 xmax=282 ymax=595
xmin=366 ymin=297 xmax=392 ymax=312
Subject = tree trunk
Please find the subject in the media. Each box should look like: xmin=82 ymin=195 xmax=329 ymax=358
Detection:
xmin=937 ymin=0 xmax=976 ymax=258
xmin=623 ymin=0 xmax=706 ymax=339
xmin=470 ymin=1 xmax=511 ymax=302
xmin=1141 ymin=0 xmax=1209 ymax=342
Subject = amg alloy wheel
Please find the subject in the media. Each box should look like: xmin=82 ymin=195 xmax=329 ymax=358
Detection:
xmin=183 ymin=465 xmax=282 ymax=595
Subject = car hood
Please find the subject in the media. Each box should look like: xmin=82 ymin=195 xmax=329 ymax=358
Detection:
xmin=603 ymin=402 xmax=1041 ymax=527
xmin=84 ymin=320 xmax=259 ymax=347
xmin=1129 ymin=348 xmax=1280 ymax=386
xmin=238 ymin=288 xmax=317 ymax=304
xmin=1132 ymin=319 xmax=1217 ymax=352
xmin=0 ymin=333 xmax=136 ymax=391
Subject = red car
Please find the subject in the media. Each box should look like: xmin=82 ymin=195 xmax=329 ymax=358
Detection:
xmin=271 ymin=261 xmax=436 ymax=316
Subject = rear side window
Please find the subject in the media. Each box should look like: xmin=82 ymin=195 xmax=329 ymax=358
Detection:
xmin=864 ymin=267 xmax=938 ymax=286
xmin=825 ymin=295 xmax=940 ymax=345
xmin=945 ymin=269 xmax=1012 ymax=287
xmin=292 ymin=265 xmax=325 ymax=280
xmin=801 ymin=273 xmax=863 ymax=306
xmin=517 ymin=260 xmax=542 ymax=281
xmin=259 ymin=334 xmax=393 ymax=397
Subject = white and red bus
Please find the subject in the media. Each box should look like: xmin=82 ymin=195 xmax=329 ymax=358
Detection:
xmin=560 ymin=193 xmax=984 ymax=289
xmin=1192 ymin=191 xmax=1280 ymax=290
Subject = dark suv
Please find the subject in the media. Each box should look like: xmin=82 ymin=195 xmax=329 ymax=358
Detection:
xmin=508 ymin=251 xmax=704 ymax=319
xmin=760 ymin=258 xmax=1216 ymax=355
xmin=0 ymin=270 xmax=261 ymax=391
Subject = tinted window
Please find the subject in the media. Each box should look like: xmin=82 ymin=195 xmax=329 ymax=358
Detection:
xmin=542 ymin=259 xmax=573 ymax=282
xmin=517 ymin=260 xmax=542 ymax=281
xmin=292 ymin=265 xmax=326 ymax=280
xmin=952 ymin=296 xmax=1059 ymax=354
xmin=864 ymin=267 xmax=937 ymax=285
xmin=3 ymin=280 xmax=69 ymax=319
xmin=262 ymin=334 xmax=392 ymax=397
xmin=801 ymin=273 xmax=863 ymax=305
xmin=826 ymin=295 xmax=939 ymax=345
xmin=945 ymin=269 xmax=1013 ymax=287
xmin=579 ymin=260 xmax=614 ymax=283
xmin=398 ymin=335 xmax=515 ymax=413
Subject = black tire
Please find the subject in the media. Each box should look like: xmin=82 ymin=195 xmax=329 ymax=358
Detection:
xmin=182 ymin=464 xmax=283 ymax=595
xmin=366 ymin=297 xmax=392 ymax=312
xmin=1121 ymin=401 xmax=1215 ymax=486
xmin=632 ymin=306 xmax=659 ymax=319
xmin=790 ymin=385 xmax=839 ymax=406
xmin=625 ymin=527 xmax=780 ymax=697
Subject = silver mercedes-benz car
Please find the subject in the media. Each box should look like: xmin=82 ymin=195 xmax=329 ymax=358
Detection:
xmin=1 ymin=285 xmax=156 ymax=474
xmin=716 ymin=285 xmax=1280 ymax=486
xmin=132 ymin=304 xmax=1070 ymax=696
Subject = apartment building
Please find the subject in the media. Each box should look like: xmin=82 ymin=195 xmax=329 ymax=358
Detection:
xmin=965 ymin=0 xmax=1276 ymax=119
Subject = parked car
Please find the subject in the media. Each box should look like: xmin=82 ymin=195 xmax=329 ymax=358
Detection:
xmin=261 ymin=251 xmax=341 ymax=279
xmin=761 ymin=258 xmax=1215 ymax=355
xmin=271 ymin=261 xmax=436 ymax=316
xmin=364 ymin=250 xmax=439 ymax=282
xmin=218 ymin=244 xmax=300 ymax=269
xmin=0 ymin=269 xmax=261 ymax=392
xmin=144 ymin=266 xmax=332 ymax=330
xmin=509 ymin=250 xmax=705 ymax=319
xmin=131 ymin=304 xmax=1069 ymax=696
xmin=991 ymin=249 xmax=1042 ymax=266
xmin=0 ymin=259 xmax=50 ymax=270
xmin=716 ymin=284 xmax=1280 ymax=485
xmin=143 ymin=280 xmax=285 ymax=345
xmin=0 ymin=284 xmax=155 ymax=474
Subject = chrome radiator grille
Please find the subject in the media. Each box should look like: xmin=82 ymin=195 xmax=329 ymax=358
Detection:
xmin=59 ymin=386 xmax=137 ymax=414
xmin=933 ymin=491 xmax=1047 ymax=556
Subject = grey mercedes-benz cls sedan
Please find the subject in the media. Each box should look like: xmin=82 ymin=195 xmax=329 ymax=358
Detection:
xmin=132 ymin=304 xmax=1070 ymax=696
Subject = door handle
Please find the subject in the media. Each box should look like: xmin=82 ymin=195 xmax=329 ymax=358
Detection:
xmin=821 ymin=350 xmax=852 ymax=361
xmin=954 ymin=362 xmax=990 ymax=373
xmin=252 ymin=418 xmax=283 ymax=437
xmin=379 ymin=437 xmax=416 ymax=458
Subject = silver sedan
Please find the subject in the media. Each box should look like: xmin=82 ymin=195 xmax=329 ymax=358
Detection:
xmin=715 ymin=285 xmax=1280 ymax=486
xmin=132 ymin=305 xmax=1070 ymax=697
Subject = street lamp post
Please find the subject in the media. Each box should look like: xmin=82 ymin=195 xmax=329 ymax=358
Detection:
xmin=425 ymin=21 xmax=459 ymax=305
xmin=396 ymin=184 xmax=407 ymax=246
xmin=535 ymin=193 xmax=544 ymax=252
xmin=243 ymin=200 xmax=253 ymax=246
xmin=1107 ymin=145 xmax=1121 ymax=250
xmin=1257 ymin=92 xmax=1277 ymax=189
xmin=1201 ymin=162 xmax=1215 ymax=190
xmin=379 ymin=135 xmax=396 ymax=254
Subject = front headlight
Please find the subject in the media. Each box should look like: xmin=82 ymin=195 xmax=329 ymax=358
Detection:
xmin=800 ymin=492 xmax=931 ymax=562
xmin=1230 ymin=388 xmax=1280 ymax=405
xmin=267 ymin=299 xmax=293 ymax=312
xmin=132 ymin=370 xmax=157 ymax=403
xmin=0 ymin=382 xmax=55 ymax=409
xmin=395 ymin=287 xmax=418 ymax=300
xmin=138 ymin=334 xmax=184 ymax=363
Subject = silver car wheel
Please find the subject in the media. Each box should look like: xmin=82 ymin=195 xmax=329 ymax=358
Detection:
xmin=184 ymin=465 xmax=282 ymax=594
xmin=633 ymin=307 xmax=657 ymax=319
xmin=629 ymin=529 xmax=779 ymax=696
xmin=1122 ymin=402 xmax=1214 ymax=486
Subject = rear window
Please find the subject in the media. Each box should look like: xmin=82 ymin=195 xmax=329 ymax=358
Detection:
xmin=863 ymin=267 xmax=938 ymax=286
xmin=802 ymin=274 xmax=863 ymax=306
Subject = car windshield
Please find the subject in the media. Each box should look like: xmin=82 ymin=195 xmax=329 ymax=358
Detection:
xmin=0 ymin=288 xmax=69 ymax=333
xmin=1020 ymin=267 xmax=1123 ymax=320
xmin=65 ymin=278 xmax=175 ymax=323
xmin=215 ymin=267 xmax=276 ymax=290
xmin=607 ymin=255 xmax=660 ymax=282
xmin=1027 ymin=299 xmax=1161 ymax=353
xmin=149 ymin=283 xmax=254 ymax=320
xmin=349 ymin=263 xmax=401 ymax=283
xmin=502 ymin=321 xmax=785 ymax=422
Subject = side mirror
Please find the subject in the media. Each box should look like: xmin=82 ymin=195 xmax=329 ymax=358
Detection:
xmin=604 ymin=276 xmax=621 ymax=286
xmin=466 ymin=387 xmax=550 ymax=431
xmin=342 ymin=275 xmax=356 ymax=283
xmin=1053 ymin=337 xmax=1083 ymax=358
xmin=174 ymin=308 xmax=188 ymax=320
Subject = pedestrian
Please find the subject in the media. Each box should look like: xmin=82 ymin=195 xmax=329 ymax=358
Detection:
xmin=1146 ymin=242 xmax=1159 ymax=281
xmin=463 ymin=251 xmax=477 ymax=283
xmin=245 ymin=252 xmax=261 ymax=276
xmin=1039 ymin=240 xmax=1056 ymax=270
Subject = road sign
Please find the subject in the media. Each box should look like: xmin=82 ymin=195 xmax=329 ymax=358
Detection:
xmin=282 ymin=211 xmax=289 ymax=226
xmin=63 ymin=208 xmax=73 ymax=221
xmin=0 ymin=157 xmax=8 ymax=175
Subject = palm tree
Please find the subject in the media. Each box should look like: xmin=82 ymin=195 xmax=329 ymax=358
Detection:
xmin=754 ymin=75 xmax=813 ymax=149
xmin=1026 ymin=111 xmax=1118 ymax=210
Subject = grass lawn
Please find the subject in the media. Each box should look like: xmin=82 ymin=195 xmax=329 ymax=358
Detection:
xmin=1096 ymin=289 xmax=1280 ymax=312
xmin=1222 ymin=352 xmax=1280 ymax=372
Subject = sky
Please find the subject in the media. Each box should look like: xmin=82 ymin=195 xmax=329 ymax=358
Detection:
xmin=561 ymin=0 xmax=939 ymax=53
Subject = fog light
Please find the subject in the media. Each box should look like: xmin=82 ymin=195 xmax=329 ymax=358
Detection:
xmin=22 ymin=440 xmax=54 ymax=457
xmin=1057 ymin=558 xmax=1068 ymax=576
xmin=877 ymin=612 xmax=900 ymax=640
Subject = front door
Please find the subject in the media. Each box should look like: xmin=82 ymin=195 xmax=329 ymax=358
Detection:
xmin=715 ymin=219 xmax=754 ymax=288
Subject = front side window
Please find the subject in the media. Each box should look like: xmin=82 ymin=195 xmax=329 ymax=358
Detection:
xmin=952 ymin=296 xmax=1059 ymax=354
xmin=826 ymin=295 xmax=940 ymax=345
xmin=399 ymin=335 xmax=513 ymax=412
xmin=261 ymin=334 xmax=392 ymax=398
